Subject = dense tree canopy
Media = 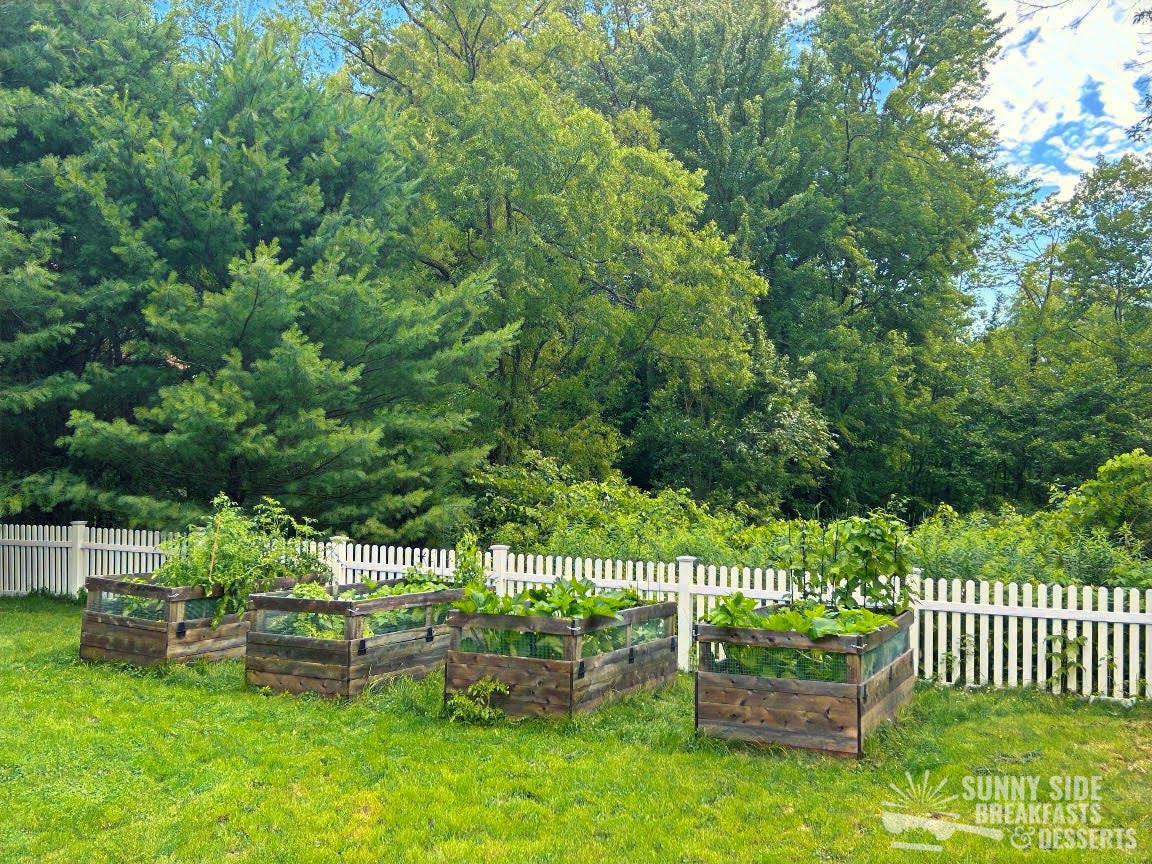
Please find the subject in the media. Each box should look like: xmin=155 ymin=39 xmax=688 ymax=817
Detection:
xmin=0 ymin=0 xmax=1149 ymax=542
xmin=969 ymin=155 xmax=1152 ymax=506
xmin=306 ymin=0 xmax=836 ymax=512
xmin=1 ymin=3 xmax=512 ymax=539
xmin=605 ymin=0 xmax=1007 ymax=515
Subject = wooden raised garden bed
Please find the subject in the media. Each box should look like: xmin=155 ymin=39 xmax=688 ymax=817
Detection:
xmin=80 ymin=574 xmax=248 ymax=666
xmin=445 ymin=601 xmax=678 ymax=717
xmin=245 ymin=582 xmax=466 ymax=697
xmin=695 ymin=609 xmax=914 ymax=757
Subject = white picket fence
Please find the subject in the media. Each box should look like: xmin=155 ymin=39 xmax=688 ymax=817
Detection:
xmin=0 ymin=522 xmax=169 ymax=596
xmin=2 ymin=522 xmax=1150 ymax=699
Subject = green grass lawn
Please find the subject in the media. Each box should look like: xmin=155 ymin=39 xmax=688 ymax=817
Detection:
xmin=2 ymin=595 xmax=1150 ymax=863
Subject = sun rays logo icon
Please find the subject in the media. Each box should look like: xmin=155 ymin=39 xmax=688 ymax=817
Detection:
xmin=880 ymin=771 xmax=1003 ymax=853
xmin=884 ymin=771 xmax=960 ymax=819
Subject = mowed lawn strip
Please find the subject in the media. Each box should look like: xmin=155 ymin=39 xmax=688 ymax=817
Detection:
xmin=1 ymin=596 xmax=1150 ymax=863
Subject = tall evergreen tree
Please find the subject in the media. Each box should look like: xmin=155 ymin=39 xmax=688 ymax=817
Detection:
xmin=3 ymin=8 xmax=513 ymax=540
xmin=0 ymin=0 xmax=183 ymax=511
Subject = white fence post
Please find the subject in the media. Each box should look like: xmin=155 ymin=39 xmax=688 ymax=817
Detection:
xmin=67 ymin=520 xmax=87 ymax=597
xmin=489 ymin=544 xmax=510 ymax=595
xmin=676 ymin=555 xmax=696 ymax=671
xmin=327 ymin=535 xmax=349 ymax=585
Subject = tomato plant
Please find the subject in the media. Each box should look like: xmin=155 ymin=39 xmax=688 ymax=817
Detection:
xmin=152 ymin=494 xmax=328 ymax=623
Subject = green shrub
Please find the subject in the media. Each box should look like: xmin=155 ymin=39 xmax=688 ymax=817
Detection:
xmin=444 ymin=677 xmax=509 ymax=725
xmin=1058 ymin=449 xmax=1152 ymax=554
xmin=474 ymin=450 xmax=1152 ymax=589
xmin=912 ymin=504 xmax=1152 ymax=589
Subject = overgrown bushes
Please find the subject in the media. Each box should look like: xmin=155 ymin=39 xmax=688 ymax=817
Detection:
xmin=913 ymin=450 xmax=1152 ymax=588
xmin=473 ymin=450 xmax=1152 ymax=589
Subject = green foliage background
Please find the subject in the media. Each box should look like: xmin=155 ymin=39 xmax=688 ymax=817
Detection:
xmin=1 ymin=0 xmax=1151 ymax=586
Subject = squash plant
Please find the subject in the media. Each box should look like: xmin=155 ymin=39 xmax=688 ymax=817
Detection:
xmin=453 ymin=577 xmax=649 ymax=618
xmin=704 ymin=510 xmax=912 ymax=636
xmin=151 ymin=494 xmax=328 ymax=622
xmin=705 ymin=594 xmax=892 ymax=633
xmin=452 ymin=577 xmax=652 ymax=660
xmin=704 ymin=592 xmax=893 ymax=636
xmin=702 ymin=510 xmax=912 ymax=679
xmin=702 ymin=592 xmax=897 ymax=679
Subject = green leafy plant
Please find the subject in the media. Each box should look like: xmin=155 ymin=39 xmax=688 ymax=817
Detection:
xmin=452 ymin=577 xmax=649 ymax=620
xmin=454 ymin=583 xmax=515 ymax=615
xmin=445 ymin=676 xmax=509 ymax=725
xmin=702 ymin=594 xmax=894 ymax=639
xmin=758 ymin=603 xmax=895 ymax=639
xmin=452 ymin=578 xmax=653 ymax=659
xmin=452 ymin=531 xmax=487 ymax=588
xmin=772 ymin=510 xmax=914 ymax=612
xmin=1045 ymin=633 xmax=1087 ymax=688
xmin=269 ymin=570 xmax=461 ymax=639
xmin=152 ymin=494 xmax=329 ymax=623
xmin=702 ymin=595 xmax=895 ymax=677
xmin=703 ymin=592 xmax=762 ymax=629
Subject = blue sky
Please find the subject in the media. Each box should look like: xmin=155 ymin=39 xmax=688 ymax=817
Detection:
xmin=982 ymin=0 xmax=1151 ymax=198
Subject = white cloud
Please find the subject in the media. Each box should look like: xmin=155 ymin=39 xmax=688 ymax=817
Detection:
xmin=981 ymin=0 xmax=1151 ymax=198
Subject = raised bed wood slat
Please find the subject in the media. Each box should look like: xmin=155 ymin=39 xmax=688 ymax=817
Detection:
xmin=445 ymin=601 xmax=678 ymax=717
xmin=694 ymin=609 xmax=915 ymax=757
xmin=244 ymin=582 xmax=465 ymax=697
xmin=80 ymin=574 xmax=249 ymax=666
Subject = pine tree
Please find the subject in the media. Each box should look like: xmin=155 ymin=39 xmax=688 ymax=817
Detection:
xmin=3 ymin=8 xmax=513 ymax=541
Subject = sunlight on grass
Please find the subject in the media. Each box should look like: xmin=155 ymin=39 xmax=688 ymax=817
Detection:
xmin=2 ymin=596 xmax=1150 ymax=862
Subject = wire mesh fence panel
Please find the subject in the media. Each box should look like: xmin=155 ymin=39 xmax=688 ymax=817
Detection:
xmin=365 ymin=606 xmax=432 ymax=636
xmin=91 ymin=592 xmax=164 ymax=621
xmin=260 ymin=610 xmax=346 ymax=639
xmin=458 ymin=627 xmax=568 ymax=660
xmin=631 ymin=617 xmax=668 ymax=645
xmin=704 ymin=642 xmax=850 ymax=683
xmin=581 ymin=623 xmax=627 ymax=658
xmin=182 ymin=597 xmax=222 ymax=621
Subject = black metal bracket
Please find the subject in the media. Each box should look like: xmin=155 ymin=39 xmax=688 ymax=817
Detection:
xmin=175 ymin=622 xmax=186 ymax=638
xmin=628 ymin=646 xmax=636 ymax=664
xmin=357 ymin=639 xmax=367 ymax=656
xmin=577 ymin=660 xmax=586 ymax=679
xmin=425 ymin=627 xmax=434 ymax=643
xmin=671 ymin=636 xmax=677 ymax=654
